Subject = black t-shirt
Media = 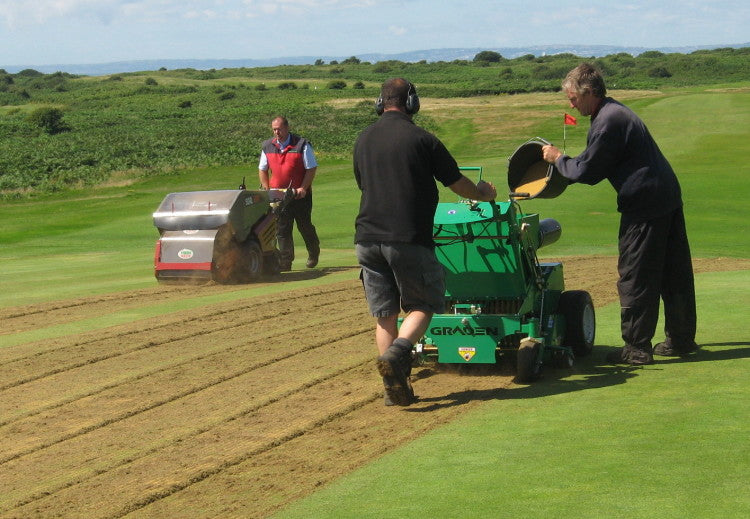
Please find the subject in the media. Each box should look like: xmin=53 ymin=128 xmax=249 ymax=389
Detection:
xmin=353 ymin=111 xmax=462 ymax=247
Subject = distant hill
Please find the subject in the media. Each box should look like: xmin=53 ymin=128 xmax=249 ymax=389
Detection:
xmin=3 ymin=43 xmax=748 ymax=76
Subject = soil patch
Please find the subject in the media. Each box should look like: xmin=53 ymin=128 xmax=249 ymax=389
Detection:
xmin=0 ymin=256 xmax=747 ymax=518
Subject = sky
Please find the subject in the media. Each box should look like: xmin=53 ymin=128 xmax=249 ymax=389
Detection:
xmin=1 ymin=0 xmax=749 ymax=67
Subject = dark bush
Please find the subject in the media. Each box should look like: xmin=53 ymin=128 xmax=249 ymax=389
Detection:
xmin=648 ymin=66 xmax=672 ymax=78
xmin=474 ymin=51 xmax=503 ymax=63
xmin=27 ymin=107 xmax=71 ymax=134
xmin=327 ymin=80 xmax=347 ymax=90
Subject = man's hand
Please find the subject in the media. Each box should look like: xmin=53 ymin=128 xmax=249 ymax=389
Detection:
xmin=294 ymin=187 xmax=307 ymax=199
xmin=542 ymin=144 xmax=562 ymax=163
xmin=476 ymin=180 xmax=497 ymax=201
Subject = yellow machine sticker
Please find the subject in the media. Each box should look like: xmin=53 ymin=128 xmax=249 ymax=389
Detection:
xmin=458 ymin=347 xmax=476 ymax=362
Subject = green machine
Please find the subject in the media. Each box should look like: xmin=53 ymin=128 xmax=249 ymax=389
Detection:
xmin=413 ymin=166 xmax=596 ymax=381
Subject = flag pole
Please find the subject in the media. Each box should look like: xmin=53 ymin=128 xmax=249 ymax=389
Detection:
xmin=563 ymin=114 xmax=567 ymax=154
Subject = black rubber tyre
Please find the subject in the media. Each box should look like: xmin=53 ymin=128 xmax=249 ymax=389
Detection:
xmin=212 ymin=236 xmax=243 ymax=284
xmin=242 ymin=240 xmax=263 ymax=282
xmin=262 ymin=250 xmax=281 ymax=276
xmin=515 ymin=339 xmax=541 ymax=383
xmin=559 ymin=290 xmax=596 ymax=357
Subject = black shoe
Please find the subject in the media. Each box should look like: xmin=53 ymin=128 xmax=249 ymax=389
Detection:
xmin=279 ymin=262 xmax=292 ymax=272
xmin=654 ymin=341 xmax=700 ymax=356
xmin=605 ymin=346 xmax=653 ymax=365
xmin=305 ymin=256 xmax=318 ymax=268
xmin=382 ymin=376 xmax=416 ymax=407
xmin=377 ymin=344 xmax=413 ymax=406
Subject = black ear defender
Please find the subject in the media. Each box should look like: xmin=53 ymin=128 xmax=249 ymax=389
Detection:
xmin=375 ymin=80 xmax=420 ymax=115
xmin=374 ymin=94 xmax=385 ymax=115
xmin=404 ymin=81 xmax=420 ymax=115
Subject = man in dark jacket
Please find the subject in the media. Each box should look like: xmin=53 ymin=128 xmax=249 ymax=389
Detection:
xmin=354 ymin=78 xmax=497 ymax=405
xmin=542 ymin=63 xmax=698 ymax=365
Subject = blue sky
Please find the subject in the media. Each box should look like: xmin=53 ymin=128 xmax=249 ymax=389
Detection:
xmin=1 ymin=0 xmax=748 ymax=67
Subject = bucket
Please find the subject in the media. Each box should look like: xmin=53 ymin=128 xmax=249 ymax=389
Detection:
xmin=507 ymin=137 xmax=568 ymax=199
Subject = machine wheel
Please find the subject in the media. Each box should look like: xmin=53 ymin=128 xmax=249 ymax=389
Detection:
xmin=241 ymin=240 xmax=263 ymax=282
xmin=515 ymin=339 xmax=541 ymax=383
xmin=552 ymin=349 xmax=575 ymax=369
xmin=559 ymin=290 xmax=596 ymax=357
xmin=212 ymin=236 xmax=243 ymax=284
xmin=262 ymin=250 xmax=281 ymax=276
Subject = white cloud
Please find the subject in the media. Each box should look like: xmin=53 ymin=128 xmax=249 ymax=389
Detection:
xmin=388 ymin=25 xmax=407 ymax=37
xmin=0 ymin=0 xmax=381 ymax=28
xmin=0 ymin=0 xmax=125 ymax=26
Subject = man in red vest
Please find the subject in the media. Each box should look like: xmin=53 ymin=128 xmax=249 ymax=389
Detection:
xmin=259 ymin=116 xmax=320 ymax=270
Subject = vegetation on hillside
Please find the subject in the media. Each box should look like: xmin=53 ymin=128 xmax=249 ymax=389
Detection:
xmin=1 ymin=46 xmax=748 ymax=197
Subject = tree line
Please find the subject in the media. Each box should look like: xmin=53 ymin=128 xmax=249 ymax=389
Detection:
xmin=0 ymin=46 xmax=748 ymax=197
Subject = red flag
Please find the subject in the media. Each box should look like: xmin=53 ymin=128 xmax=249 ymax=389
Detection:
xmin=564 ymin=113 xmax=577 ymax=126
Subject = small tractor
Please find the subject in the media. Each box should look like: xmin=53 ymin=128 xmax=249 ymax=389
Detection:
xmin=152 ymin=183 xmax=293 ymax=284
xmin=412 ymin=157 xmax=595 ymax=381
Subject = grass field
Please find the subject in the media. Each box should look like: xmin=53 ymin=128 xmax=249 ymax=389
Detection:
xmin=275 ymin=271 xmax=750 ymax=519
xmin=1 ymin=85 xmax=749 ymax=518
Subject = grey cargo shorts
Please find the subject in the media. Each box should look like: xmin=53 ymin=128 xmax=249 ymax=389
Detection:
xmin=355 ymin=242 xmax=446 ymax=317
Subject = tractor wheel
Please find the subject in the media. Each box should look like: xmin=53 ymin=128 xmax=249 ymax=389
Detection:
xmin=559 ymin=290 xmax=596 ymax=357
xmin=241 ymin=240 xmax=263 ymax=282
xmin=515 ymin=339 xmax=541 ymax=383
xmin=262 ymin=250 xmax=281 ymax=276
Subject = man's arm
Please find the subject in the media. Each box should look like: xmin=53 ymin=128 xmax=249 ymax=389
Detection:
xmin=296 ymin=167 xmax=317 ymax=198
xmin=447 ymin=176 xmax=497 ymax=201
xmin=258 ymin=150 xmax=270 ymax=189
xmin=258 ymin=169 xmax=270 ymax=190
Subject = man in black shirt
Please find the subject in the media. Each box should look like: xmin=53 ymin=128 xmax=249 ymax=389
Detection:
xmin=354 ymin=78 xmax=497 ymax=406
xmin=542 ymin=63 xmax=698 ymax=365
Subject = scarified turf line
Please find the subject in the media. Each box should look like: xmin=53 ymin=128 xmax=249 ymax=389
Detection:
xmin=0 ymin=283 xmax=361 ymax=384
xmin=0 ymin=322 xmax=372 ymax=464
xmin=3 ymin=363 xmax=381 ymax=517
xmin=110 ymin=390 xmax=383 ymax=519
xmin=0 ymin=280 xmax=358 ymax=350
xmin=3 ymin=258 xmax=746 ymax=518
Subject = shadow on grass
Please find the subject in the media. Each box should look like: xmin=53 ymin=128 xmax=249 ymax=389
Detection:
xmin=406 ymin=344 xmax=638 ymax=412
xmin=406 ymin=343 xmax=750 ymax=412
xmin=656 ymin=343 xmax=750 ymax=364
xmin=266 ymin=266 xmax=358 ymax=283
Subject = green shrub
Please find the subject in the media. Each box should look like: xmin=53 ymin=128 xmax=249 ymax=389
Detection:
xmin=26 ymin=107 xmax=71 ymax=134
xmin=327 ymin=80 xmax=347 ymax=90
xmin=474 ymin=51 xmax=503 ymax=63
xmin=649 ymin=66 xmax=673 ymax=78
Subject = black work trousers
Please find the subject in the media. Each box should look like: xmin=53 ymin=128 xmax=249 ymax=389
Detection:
xmin=276 ymin=190 xmax=320 ymax=267
xmin=617 ymin=206 xmax=696 ymax=350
